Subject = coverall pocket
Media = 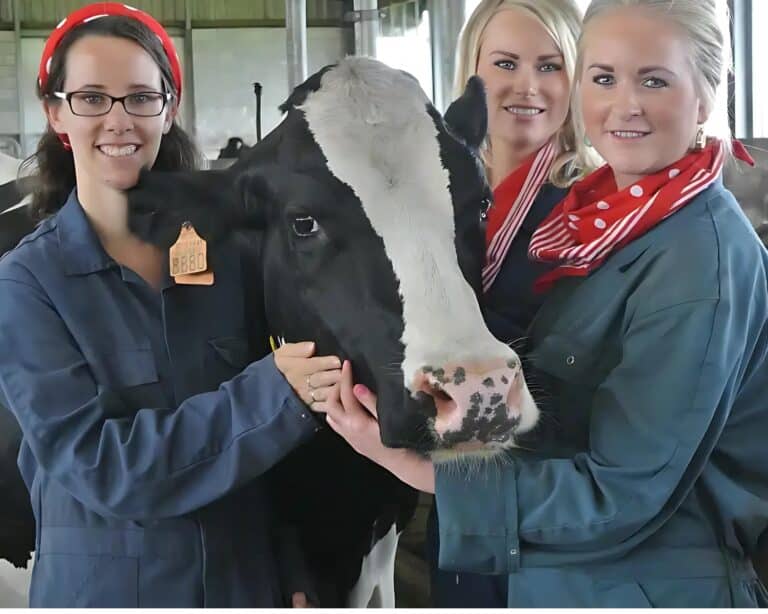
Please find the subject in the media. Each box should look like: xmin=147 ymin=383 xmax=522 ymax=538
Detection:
xmin=532 ymin=333 xmax=603 ymax=385
xmin=208 ymin=336 xmax=250 ymax=368
xmin=594 ymin=579 xmax=653 ymax=607
xmin=207 ymin=336 xmax=251 ymax=381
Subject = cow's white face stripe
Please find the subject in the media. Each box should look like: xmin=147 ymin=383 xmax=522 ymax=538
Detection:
xmin=300 ymin=58 xmax=517 ymax=388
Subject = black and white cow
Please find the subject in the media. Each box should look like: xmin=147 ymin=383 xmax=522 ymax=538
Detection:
xmin=0 ymin=152 xmax=36 ymax=574
xmin=0 ymin=152 xmax=35 ymax=256
xmin=126 ymin=57 xmax=540 ymax=607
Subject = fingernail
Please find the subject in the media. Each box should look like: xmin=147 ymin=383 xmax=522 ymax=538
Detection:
xmin=353 ymin=384 xmax=370 ymax=398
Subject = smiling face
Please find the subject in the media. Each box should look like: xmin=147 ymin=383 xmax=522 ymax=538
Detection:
xmin=579 ymin=7 xmax=706 ymax=189
xmin=45 ymin=34 xmax=174 ymax=193
xmin=475 ymin=8 xmax=571 ymax=159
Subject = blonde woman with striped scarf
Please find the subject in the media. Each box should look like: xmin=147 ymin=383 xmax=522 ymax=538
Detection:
xmin=427 ymin=1 xmax=594 ymax=606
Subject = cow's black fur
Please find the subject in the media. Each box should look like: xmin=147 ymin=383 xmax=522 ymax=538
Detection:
xmin=0 ymin=406 xmax=34 ymax=569
xmin=0 ymin=177 xmax=36 ymax=256
xmin=1 ymin=178 xmax=37 ymax=569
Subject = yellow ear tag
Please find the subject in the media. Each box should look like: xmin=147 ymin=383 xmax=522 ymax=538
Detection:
xmin=269 ymin=335 xmax=286 ymax=351
xmin=170 ymin=222 xmax=214 ymax=286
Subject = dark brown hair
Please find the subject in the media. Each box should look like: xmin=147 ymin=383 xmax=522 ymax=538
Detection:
xmin=21 ymin=15 xmax=200 ymax=220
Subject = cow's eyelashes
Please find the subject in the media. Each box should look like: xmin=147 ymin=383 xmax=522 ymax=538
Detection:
xmin=292 ymin=215 xmax=320 ymax=237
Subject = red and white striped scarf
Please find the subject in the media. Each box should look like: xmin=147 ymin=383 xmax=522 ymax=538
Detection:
xmin=528 ymin=139 xmax=755 ymax=293
xmin=482 ymin=141 xmax=557 ymax=292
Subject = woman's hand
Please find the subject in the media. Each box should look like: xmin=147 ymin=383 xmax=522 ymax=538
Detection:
xmin=317 ymin=360 xmax=389 ymax=464
xmin=291 ymin=592 xmax=312 ymax=608
xmin=273 ymin=342 xmax=341 ymax=407
xmin=312 ymin=360 xmax=436 ymax=493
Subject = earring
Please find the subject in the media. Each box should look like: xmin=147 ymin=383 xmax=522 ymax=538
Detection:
xmin=57 ymin=133 xmax=72 ymax=151
xmin=584 ymin=135 xmax=592 ymax=147
xmin=693 ymin=125 xmax=707 ymax=151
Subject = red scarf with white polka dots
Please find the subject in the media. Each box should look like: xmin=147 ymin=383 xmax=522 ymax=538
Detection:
xmin=528 ymin=139 xmax=754 ymax=292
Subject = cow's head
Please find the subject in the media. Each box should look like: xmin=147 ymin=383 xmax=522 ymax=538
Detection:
xmin=128 ymin=58 xmax=538 ymax=456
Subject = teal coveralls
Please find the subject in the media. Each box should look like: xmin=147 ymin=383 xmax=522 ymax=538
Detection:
xmin=435 ymin=181 xmax=768 ymax=607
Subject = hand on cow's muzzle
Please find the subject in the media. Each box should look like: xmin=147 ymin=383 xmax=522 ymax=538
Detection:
xmin=312 ymin=362 xmax=437 ymax=493
xmin=311 ymin=360 xmax=388 ymax=462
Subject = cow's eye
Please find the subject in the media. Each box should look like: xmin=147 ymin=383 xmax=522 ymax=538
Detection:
xmin=480 ymin=197 xmax=492 ymax=221
xmin=292 ymin=216 xmax=319 ymax=237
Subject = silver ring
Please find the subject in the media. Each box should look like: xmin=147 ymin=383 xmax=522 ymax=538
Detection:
xmin=306 ymin=374 xmax=314 ymax=391
xmin=309 ymin=389 xmax=319 ymax=404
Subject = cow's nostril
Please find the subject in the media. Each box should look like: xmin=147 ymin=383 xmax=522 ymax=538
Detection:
xmin=413 ymin=391 xmax=437 ymax=418
xmin=432 ymin=387 xmax=451 ymax=403
xmin=413 ymin=359 xmax=529 ymax=441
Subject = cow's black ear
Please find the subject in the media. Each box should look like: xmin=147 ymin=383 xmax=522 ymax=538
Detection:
xmin=236 ymin=168 xmax=276 ymax=229
xmin=126 ymin=168 xmax=248 ymax=247
xmin=443 ymin=76 xmax=487 ymax=150
xmin=279 ymin=64 xmax=336 ymax=114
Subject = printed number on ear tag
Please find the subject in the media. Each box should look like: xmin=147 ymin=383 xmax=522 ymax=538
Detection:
xmin=170 ymin=222 xmax=208 ymax=276
xmin=170 ymin=222 xmax=214 ymax=285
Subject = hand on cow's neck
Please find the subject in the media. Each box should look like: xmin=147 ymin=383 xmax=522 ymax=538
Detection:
xmin=78 ymin=181 xmax=166 ymax=290
xmin=485 ymin=135 xmax=541 ymax=190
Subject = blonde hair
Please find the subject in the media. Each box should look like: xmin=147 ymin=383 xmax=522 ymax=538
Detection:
xmin=575 ymin=0 xmax=733 ymax=170
xmin=454 ymin=0 xmax=600 ymax=187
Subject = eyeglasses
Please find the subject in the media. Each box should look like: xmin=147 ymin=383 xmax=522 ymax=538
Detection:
xmin=51 ymin=90 xmax=172 ymax=117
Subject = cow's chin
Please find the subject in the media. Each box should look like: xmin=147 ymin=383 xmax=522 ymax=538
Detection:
xmin=427 ymin=429 xmax=518 ymax=462
xmin=428 ymin=441 xmax=512 ymax=465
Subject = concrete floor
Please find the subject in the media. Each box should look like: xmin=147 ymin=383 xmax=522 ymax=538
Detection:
xmin=0 ymin=561 xmax=31 ymax=608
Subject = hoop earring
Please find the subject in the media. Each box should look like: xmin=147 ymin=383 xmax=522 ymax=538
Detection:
xmin=693 ymin=126 xmax=707 ymax=151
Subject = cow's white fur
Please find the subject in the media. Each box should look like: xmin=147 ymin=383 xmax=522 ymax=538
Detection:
xmin=346 ymin=523 xmax=398 ymax=608
xmin=300 ymin=57 xmax=538 ymax=434
xmin=0 ymin=151 xmax=30 ymax=214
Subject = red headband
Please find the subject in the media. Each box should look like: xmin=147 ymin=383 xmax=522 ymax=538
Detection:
xmin=39 ymin=3 xmax=182 ymax=150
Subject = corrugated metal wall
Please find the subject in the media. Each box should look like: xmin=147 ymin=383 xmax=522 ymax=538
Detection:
xmin=0 ymin=0 xmax=343 ymax=27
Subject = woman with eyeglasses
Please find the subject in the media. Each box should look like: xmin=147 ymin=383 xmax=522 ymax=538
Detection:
xmin=0 ymin=3 xmax=339 ymax=607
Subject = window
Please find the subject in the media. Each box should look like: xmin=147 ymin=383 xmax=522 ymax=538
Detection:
xmin=375 ymin=3 xmax=433 ymax=102
xmin=753 ymin=0 xmax=768 ymax=137
xmin=191 ymin=27 xmax=344 ymax=159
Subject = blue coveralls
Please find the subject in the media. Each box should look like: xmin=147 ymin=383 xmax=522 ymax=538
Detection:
xmin=0 ymin=192 xmax=318 ymax=607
